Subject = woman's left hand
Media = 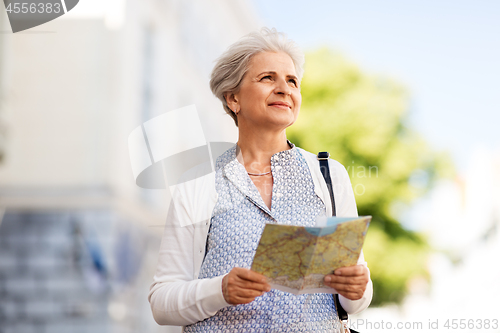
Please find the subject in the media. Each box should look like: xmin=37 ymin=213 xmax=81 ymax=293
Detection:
xmin=323 ymin=265 xmax=369 ymax=300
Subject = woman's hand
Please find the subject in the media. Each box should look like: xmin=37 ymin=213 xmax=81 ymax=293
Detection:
xmin=323 ymin=265 xmax=369 ymax=300
xmin=222 ymin=268 xmax=271 ymax=305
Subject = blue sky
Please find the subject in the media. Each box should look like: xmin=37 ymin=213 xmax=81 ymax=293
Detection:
xmin=252 ymin=0 xmax=500 ymax=172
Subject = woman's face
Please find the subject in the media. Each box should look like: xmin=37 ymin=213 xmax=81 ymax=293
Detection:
xmin=228 ymin=51 xmax=301 ymax=131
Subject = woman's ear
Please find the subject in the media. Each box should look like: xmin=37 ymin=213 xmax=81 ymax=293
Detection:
xmin=225 ymin=93 xmax=239 ymax=114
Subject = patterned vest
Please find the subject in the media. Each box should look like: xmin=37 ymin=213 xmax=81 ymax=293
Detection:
xmin=184 ymin=145 xmax=341 ymax=333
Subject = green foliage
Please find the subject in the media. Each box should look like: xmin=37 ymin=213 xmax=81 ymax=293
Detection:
xmin=288 ymin=48 xmax=454 ymax=305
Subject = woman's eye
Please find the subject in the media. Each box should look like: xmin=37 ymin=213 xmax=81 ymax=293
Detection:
xmin=288 ymin=79 xmax=297 ymax=86
xmin=260 ymin=75 xmax=272 ymax=81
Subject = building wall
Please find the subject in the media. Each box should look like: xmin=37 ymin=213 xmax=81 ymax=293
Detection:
xmin=0 ymin=0 xmax=259 ymax=216
xmin=0 ymin=1 xmax=260 ymax=332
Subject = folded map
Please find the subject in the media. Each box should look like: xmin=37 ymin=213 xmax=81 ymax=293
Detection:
xmin=251 ymin=216 xmax=371 ymax=294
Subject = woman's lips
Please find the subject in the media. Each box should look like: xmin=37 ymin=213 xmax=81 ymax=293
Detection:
xmin=268 ymin=102 xmax=291 ymax=109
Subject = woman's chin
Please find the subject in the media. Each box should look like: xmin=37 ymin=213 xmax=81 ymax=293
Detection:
xmin=262 ymin=117 xmax=297 ymax=131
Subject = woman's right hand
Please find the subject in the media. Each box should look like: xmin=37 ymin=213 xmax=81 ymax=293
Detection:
xmin=222 ymin=267 xmax=271 ymax=305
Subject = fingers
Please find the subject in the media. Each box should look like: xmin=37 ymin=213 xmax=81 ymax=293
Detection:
xmin=222 ymin=268 xmax=271 ymax=305
xmin=325 ymin=274 xmax=368 ymax=285
xmin=233 ymin=267 xmax=271 ymax=291
xmin=235 ymin=267 xmax=269 ymax=285
xmin=226 ymin=273 xmax=266 ymax=292
xmin=324 ymin=265 xmax=368 ymax=285
xmin=323 ymin=265 xmax=369 ymax=300
xmin=327 ymin=281 xmax=367 ymax=300
xmin=334 ymin=265 xmax=366 ymax=277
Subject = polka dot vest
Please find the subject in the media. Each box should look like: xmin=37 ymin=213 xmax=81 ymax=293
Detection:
xmin=184 ymin=144 xmax=341 ymax=333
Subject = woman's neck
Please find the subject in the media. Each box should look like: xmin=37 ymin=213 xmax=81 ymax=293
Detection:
xmin=236 ymin=128 xmax=290 ymax=173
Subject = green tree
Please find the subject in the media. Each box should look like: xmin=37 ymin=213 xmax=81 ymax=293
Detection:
xmin=288 ymin=48 xmax=453 ymax=305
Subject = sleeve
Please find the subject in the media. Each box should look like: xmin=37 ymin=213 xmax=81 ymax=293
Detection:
xmin=330 ymin=159 xmax=373 ymax=314
xmin=148 ymin=183 xmax=230 ymax=326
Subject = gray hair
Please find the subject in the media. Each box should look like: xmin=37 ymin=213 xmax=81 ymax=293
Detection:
xmin=210 ymin=27 xmax=305 ymax=126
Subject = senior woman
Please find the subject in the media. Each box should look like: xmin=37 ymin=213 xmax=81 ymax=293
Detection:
xmin=149 ymin=28 xmax=373 ymax=332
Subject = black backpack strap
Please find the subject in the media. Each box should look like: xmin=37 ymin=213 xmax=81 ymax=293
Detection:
xmin=317 ymin=152 xmax=348 ymax=322
xmin=317 ymin=152 xmax=336 ymax=216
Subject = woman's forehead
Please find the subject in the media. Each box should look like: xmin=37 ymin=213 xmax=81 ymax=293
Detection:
xmin=248 ymin=51 xmax=296 ymax=76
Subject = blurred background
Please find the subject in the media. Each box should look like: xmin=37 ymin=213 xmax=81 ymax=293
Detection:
xmin=0 ymin=0 xmax=498 ymax=332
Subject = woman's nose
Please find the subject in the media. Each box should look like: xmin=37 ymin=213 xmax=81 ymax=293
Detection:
xmin=274 ymin=78 xmax=292 ymax=95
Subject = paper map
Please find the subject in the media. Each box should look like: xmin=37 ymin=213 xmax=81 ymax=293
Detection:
xmin=251 ymin=216 xmax=371 ymax=294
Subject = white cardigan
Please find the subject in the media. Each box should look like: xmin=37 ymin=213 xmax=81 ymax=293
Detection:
xmin=148 ymin=147 xmax=373 ymax=326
